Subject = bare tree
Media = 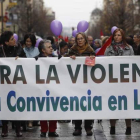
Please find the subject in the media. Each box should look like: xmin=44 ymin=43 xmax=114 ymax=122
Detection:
xmin=100 ymin=0 xmax=135 ymax=35
xmin=16 ymin=0 xmax=54 ymax=38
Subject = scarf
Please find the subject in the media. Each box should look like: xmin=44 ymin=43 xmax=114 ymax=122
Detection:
xmin=112 ymin=41 xmax=126 ymax=56
xmin=76 ymin=43 xmax=89 ymax=54
xmin=23 ymin=46 xmax=40 ymax=58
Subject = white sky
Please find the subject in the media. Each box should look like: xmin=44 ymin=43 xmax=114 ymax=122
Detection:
xmin=44 ymin=0 xmax=103 ymax=28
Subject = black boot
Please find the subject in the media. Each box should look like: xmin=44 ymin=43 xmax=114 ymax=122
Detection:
xmin=21 ymin=121 xmax=27 ymax=132
xmin=40 ymin=132 xmax=46 ymax=137
xmin=73 ymin=129 xmax=82 ymax=136
xmin=22 ymin=122 xmax=27 ymax=132
xmin=15 ymin=121 xmax=22 ymax=137
xmin=1 ymin=133 xmax=8 ymax=137
xmin=110 ymin=126 xmax=115 ymax=135
xmin=12 ymin=122 xmax=15 ymax=129
xmin=125 ymin=127 xmax=131 ymax=135
xmin=16 ymin=132 xmax=22 ymax=137
xmin=48 ymin=132 xmax=59 ymax=137
xmin=86 ymin=129 xmax=93 ymax=136
xmin=1 ymin=123 xmax=8 ymax=137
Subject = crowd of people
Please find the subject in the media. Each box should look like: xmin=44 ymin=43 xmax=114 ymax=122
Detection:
xmin=0 ymin=28 xmax=140 ymax=137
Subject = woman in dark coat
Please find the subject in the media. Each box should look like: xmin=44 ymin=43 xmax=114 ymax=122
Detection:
xmin=0 ymin=31 xmax=25 ymax=137
xmin=67 ymin=32 xmax=95 ymax=136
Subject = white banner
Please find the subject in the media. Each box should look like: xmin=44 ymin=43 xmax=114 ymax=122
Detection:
xmin=0 ymin=56 xmax=140 ymax=120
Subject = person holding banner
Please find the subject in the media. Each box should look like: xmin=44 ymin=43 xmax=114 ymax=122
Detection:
xmin=104 ymin=28 xmax=134 ymax=135
xmin=23 ymin=33 xmax=40 ymax=129
xmin=23 ymin=33 xmax=40 ymax=59
xmin=0 ymin=31 xmax=24 ymax=137
xmin=38 ymin=40 xmax=59 ymax=137
xmin=68 ymin=32 xmax=95 ymax=136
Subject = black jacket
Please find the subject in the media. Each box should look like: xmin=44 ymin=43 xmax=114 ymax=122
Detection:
xmin=0 ymin=43 xmax=25 ymax=57
xmin=136 ymin=44 xmax=140 ymax=55
xmin=39 ymin=53 xmax=56 ymax=57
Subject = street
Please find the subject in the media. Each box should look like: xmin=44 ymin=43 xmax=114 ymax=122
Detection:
xmin=1 ymin=120 xmax=140 ymax=140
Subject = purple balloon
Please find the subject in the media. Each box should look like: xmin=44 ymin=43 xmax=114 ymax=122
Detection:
xmin=111 ymin=26 xmax=118 ymax=34
xmin=77 ymin=20 xmax=89 ymax=32
xmin=13 ymin=33 xmax=18 ymax=42
xmin=50 ymin=20 xmax=63 ymax=36
xmin=35 ymin=38 xmax=43 ymax=47
xmin=72 ymin=30 xmax=77 ymax=37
